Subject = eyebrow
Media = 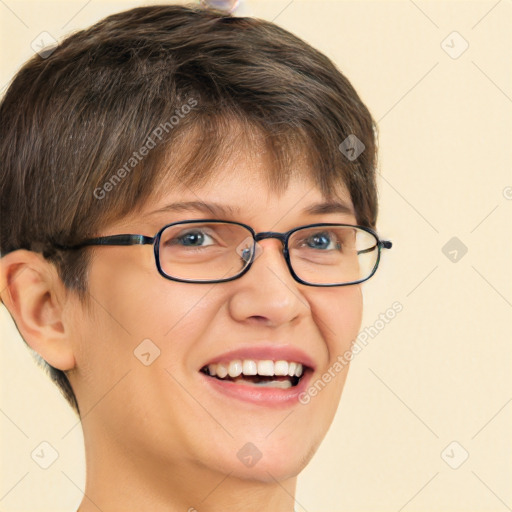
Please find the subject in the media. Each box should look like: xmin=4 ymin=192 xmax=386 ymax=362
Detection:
xmin=145 ymin=200 xmax=355 ymax=218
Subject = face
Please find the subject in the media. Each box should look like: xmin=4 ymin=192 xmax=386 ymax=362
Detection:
xmin=67 ymin=149 xmax=363 ymax=487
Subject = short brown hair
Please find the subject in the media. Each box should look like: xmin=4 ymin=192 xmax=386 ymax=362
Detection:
xmin=0 ymin=4 xmax=378 ymax=415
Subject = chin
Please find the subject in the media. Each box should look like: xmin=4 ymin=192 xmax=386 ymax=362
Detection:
xmin=204 ymin=433 xmax=322 ymax=483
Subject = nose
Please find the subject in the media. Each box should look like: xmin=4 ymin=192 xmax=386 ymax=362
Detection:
xmin=227 ymin=237 xmax=309 ymax=327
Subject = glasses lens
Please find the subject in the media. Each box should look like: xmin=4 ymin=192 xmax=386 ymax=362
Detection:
xmin=288 ymin=225 xmax=379 ymax=285
xmin=158 ymin=222 xmax=253 ymax=281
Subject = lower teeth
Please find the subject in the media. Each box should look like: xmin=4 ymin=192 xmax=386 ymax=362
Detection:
xmin=232 ymin=377 xmax=293 ymax=389
xmin=204 ymin=370 xmax=298 ymax=388
xmin=201 ymin=368 xmax=301 ymax=389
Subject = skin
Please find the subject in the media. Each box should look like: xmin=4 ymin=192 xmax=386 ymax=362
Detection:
xmin=0 ymin=148 xmax=363 ymax=512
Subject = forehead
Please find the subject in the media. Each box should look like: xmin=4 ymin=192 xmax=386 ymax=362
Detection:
xmin=110 ymin=120 xmax=356 ymax=233
xmin=137 ymin=148 xmax=355 ymax=231
xmin=170 ymin=121 xmax=348 ymax=194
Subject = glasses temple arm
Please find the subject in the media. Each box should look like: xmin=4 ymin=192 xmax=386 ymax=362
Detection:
xmin=357 ymin=240 xmax=392 ymax=255
xmin=55 ymin=234 xmax=154 ymax=250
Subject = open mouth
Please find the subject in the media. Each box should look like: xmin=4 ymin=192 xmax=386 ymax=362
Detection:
xmin=200 ymin=360 xmax=306 ymax=389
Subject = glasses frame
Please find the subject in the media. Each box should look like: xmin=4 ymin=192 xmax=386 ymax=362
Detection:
xmin=56 ymin=219 xmax=392 ymax=287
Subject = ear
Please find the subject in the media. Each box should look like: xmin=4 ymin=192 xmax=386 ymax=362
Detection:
xmin=0 ymin=250 xmax=76 ymax=371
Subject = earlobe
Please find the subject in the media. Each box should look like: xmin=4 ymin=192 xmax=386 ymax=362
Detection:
xmin=0 ymin=250 xmax=76 ymax=372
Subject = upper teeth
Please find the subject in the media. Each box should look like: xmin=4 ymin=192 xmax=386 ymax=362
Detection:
xmin=206 ymin=360 xmax=304 ymax=379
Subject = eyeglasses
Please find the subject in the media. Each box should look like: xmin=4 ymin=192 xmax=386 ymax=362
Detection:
xmin=56 ymin=220 xmax=392 ymax=287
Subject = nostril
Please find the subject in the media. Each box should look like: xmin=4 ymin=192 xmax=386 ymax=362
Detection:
xmin=248 ymin=315 xmax=267 ymax=322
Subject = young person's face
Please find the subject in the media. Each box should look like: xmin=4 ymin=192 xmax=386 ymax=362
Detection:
xmin=67 ymin=147 xmax=363 ymax=484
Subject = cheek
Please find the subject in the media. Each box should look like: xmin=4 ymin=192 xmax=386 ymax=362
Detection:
xmin=294 ymin=286 xmax=362 ymax=445
xmin=73 ymin=264 xmax=222 ymax=429
xmin=311 ymin=285 xmax=363 ymax=356
xmin=82 ymin=259 xmax=220 ymax=384
xmin=86 ymin=247 xmax=212 ymax=339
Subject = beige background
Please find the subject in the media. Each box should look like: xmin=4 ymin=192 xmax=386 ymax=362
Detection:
xmin=1 ymin=0 xmax=511 ymax=510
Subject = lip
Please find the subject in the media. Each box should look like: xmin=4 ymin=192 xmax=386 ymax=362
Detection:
xmin=198 ymin=345 xmax=316 ymax=407
xmin=200 ymin=367 xmax=313 ymax=408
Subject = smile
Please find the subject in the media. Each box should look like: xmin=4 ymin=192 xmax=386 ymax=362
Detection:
xmin=201 ymin=359 xmax=305 ymax=389
xmin=199 ymin=346 xmax=315 ymax=407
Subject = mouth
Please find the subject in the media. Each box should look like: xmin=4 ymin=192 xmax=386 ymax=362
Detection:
xmin=200 ymin=359 xmax=306 ymax=389
xmin=198 ymin=348 xmax=315 ymax=407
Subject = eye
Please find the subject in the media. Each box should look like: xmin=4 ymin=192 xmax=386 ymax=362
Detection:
xmin=304 ymin=231 xmax=340 ymax=251
xmin=173 ymin=229 xmax=215 ymax=247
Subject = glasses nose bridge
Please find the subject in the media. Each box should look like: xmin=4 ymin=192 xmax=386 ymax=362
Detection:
xmin=254 ymin=231 xmax=288 ymax=249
